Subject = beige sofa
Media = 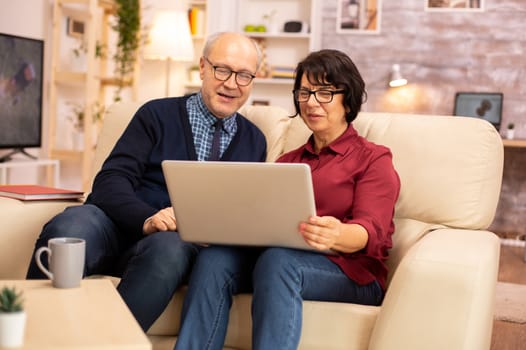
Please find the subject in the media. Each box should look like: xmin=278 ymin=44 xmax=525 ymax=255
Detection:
xmin=0 ymin=101 xmax=503 ymax=350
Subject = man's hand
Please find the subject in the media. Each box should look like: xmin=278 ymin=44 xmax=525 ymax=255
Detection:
xmin=143 ymin=207 xmax=177 ymax=235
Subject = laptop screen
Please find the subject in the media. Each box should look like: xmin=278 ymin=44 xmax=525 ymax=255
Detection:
xmin=453 ymin=92 xmax=503 ymax=130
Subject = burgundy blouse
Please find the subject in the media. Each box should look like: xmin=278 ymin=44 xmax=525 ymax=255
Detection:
xmin=277 ymin=123 xmax=400 ymax=290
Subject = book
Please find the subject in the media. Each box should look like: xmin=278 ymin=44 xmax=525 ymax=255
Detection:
xmin=188 ymin=7 xmax=205 ymax=36
xmin=0 ymin=185 xmax=84 ymax=201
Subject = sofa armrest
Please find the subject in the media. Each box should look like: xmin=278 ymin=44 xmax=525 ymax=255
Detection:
xmin=369 ymin=228 xmax=500 ymax=350
xmin=0 ymin=197 xmax=79 ymax=279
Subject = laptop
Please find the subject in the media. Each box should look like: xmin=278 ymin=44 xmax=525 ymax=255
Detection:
xmin=454 ymin=92 xmax=503 ymax=130
xmin=162 ymin=160 xmax=330 ymax=253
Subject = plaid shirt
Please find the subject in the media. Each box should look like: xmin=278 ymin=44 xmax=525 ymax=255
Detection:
xmin=186 ymin=93 xmax=237 ymax=161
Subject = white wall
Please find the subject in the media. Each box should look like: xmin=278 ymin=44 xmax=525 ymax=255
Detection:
xmin=0 ymin=0 xmax=46 ymax=38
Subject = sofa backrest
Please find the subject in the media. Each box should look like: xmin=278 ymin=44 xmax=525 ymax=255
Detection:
xmin=241 ymin=106 xmax=503 ymax=227
xmin=96 ymin=102 xmax=504 ymax=283
xmin=240 ymin=105 xmax=504 ymax=281
xmin=92 ymin=101 xmax=144 ymax=182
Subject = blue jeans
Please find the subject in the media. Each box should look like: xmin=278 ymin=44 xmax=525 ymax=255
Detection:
xmin=26 ymin=204 xmax=200 ymax=331
xmin=174 ymin=246 xmax=383 ymax=350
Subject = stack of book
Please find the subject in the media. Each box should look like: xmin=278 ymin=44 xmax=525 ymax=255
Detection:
xmin=0 ymin=185 xmax=84 ymax=201
xmin=270 ymin=66 xmax=295 ymax=79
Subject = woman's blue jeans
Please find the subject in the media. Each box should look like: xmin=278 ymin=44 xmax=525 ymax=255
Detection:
xmin=26 ymin=204 xmax=200 ymax=332
xmin=174 ymin=246 xmax=383 ymax=350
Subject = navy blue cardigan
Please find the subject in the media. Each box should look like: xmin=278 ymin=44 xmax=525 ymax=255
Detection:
xmin=85 ymin=96 xmax=267 ymax=239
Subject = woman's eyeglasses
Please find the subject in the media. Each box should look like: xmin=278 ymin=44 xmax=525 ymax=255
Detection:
xmin=293 ymin=89 xmax=345 ymax=103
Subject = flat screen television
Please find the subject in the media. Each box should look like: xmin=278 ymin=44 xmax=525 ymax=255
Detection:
xmin=0 ymin=32 xmax=44 ymax=162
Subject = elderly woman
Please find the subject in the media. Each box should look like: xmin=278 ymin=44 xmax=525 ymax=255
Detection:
xmin=174 ymin=49 xmax=400 ymax=350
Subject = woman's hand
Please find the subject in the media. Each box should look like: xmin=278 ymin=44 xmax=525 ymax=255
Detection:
xmin=299 ymin=216 xmax=369 ymax=253
xmin=143 ymin=207 xmax=177 ymax=235
xmin=299 ymin=215 xmax=342 ymax=251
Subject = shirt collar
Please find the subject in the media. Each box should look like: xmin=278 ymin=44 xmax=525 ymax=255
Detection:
xmin=195 ymin=92 xmax=237 ymax=135
xmin=304 ymin=124 xmax=359 ymax=156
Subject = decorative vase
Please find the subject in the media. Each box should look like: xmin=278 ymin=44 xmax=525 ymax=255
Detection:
xmin=0 ymin=311 xmax=26 ymax=347
xmin=506 ymin=129 xmax=515 ymax=140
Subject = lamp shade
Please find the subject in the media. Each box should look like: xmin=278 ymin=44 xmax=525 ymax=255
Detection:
xmin=389 ymin=64 xmax=407 ymax=88
xmin=143 ymin=11 xmax=194 ymax=61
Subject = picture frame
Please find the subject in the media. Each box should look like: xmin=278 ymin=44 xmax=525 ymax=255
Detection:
xmin=425 ymin=0 xmax=484 ymax=12
xmin=336 ymin=0 xmax=382 ymax=34
xmin=67 ymin=17 xmax=85 ymax=38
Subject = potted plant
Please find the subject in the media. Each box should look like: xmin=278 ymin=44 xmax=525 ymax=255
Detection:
xmin=112 ymin=0 xmax=142 ymax=103
xmin=506 ymin=122 xmax=515 ymax=139
xmin=0 ymin=286 xmax=26 ymax=347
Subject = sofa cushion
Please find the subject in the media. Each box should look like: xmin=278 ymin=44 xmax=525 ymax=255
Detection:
xmin=92 ymin=101 xmax=143 ymax=181
xmin=145 ymin=284 xmax=380 ymax=350
xmin=239 ymin=105 xmax=295 ymax=162
xmin=99 ymin=274 xmax=380 ymax=350
xmin=353 ymin=112 xmax=503 ymax=230
xmin=282 ymin=114 xmax=313 ymax=155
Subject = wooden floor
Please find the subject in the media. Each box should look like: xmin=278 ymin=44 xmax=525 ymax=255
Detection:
xmin=491 ymin=244 xmax=526 ymax=350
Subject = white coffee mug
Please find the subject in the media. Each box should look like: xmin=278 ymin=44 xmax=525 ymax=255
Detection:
xmin=35 ymin=237 xmax=86 ymax=288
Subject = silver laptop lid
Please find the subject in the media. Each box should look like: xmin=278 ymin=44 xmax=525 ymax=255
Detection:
xmin=162 ymin=160 xmax=323 ymax=252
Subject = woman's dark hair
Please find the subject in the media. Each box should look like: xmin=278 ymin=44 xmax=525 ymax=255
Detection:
xmin=292 ymin=49 xmax=367 ymax=123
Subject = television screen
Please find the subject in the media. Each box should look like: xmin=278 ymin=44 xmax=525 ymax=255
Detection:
xmin=0 ymin=32 xmax=44 ymax=160
xmin=453 ymin=92 xmax=503 ymax=130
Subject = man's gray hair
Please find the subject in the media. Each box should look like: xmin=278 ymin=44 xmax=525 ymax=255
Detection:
xmin=202 ymin=32 xmax=263 ymax=71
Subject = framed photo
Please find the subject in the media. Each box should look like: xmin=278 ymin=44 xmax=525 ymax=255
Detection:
xmin=425 ymin=0 xmax=484 ymax=12
xmin=337 ymin=0 xmax=382 ymax=34
xmin=67 ymin=17 xmax=85 ymax=38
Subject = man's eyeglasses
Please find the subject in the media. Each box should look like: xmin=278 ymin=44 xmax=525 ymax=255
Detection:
xmin=205 ymin=57 xmax=255 ymax=86
xmin=293 ymin=89 xmax=345 ymax=104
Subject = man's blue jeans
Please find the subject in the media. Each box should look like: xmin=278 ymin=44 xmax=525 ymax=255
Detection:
xmin=174 ymin=246 xmax=383 ymax=350
xmin=26 ymin=204 xmax=200 ymax=332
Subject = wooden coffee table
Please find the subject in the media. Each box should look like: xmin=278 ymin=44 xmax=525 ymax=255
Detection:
xmin=1 ymin=279 xmax=151 ymax=349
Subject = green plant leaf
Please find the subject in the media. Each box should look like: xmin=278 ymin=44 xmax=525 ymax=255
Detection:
xmin=0 ymin=286 xmax=24 ymax=312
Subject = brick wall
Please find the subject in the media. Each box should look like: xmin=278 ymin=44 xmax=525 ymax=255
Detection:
xmin=319 ymin=0 xmax=526 ymax=235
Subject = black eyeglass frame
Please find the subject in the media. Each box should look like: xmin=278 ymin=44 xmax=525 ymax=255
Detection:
xmin=204 ymin=57 xmax=256 ymax=86
xmin=293 ymin=89 xmax=346 ymax=104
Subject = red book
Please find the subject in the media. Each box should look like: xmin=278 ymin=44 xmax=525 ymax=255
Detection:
xmin=0 ymin=185 xmax=84 ymax=201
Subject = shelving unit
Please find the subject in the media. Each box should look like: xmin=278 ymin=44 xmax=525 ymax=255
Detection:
xmin=207 ymin=0 xmax=321 ymax=113
xmin=47 ymin=0 xmax=140 ymax=191
xmin=183 ymin=0 xmax=207 ymax=94
xmin=235 ymin=0 xmax=320 ymax=113
xmin=184 ymin=0 xmax=320 ymax=113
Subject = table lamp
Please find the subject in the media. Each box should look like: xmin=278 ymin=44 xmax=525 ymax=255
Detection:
xmin=143 ymin=10 xmax=195 ymax=96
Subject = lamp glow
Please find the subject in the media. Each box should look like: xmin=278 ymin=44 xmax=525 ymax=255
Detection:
xmin=143 ymin=11 xmax=195 ymax=96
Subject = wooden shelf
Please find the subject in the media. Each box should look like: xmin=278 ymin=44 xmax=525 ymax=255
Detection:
xmin=244 ymin=32 xmax=310 ymax=39
xmin=55 ymin=70 xmax=87 ymax=85
xmin=254 ymin=77 xmax=294 ymax=85
xmin=502 ymin=139 xmax=526 ymax=148
xmin=48 ymin=0 xmax=140 ymax=191
xmin=49 ymin=149 xmax=84 ymax=162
